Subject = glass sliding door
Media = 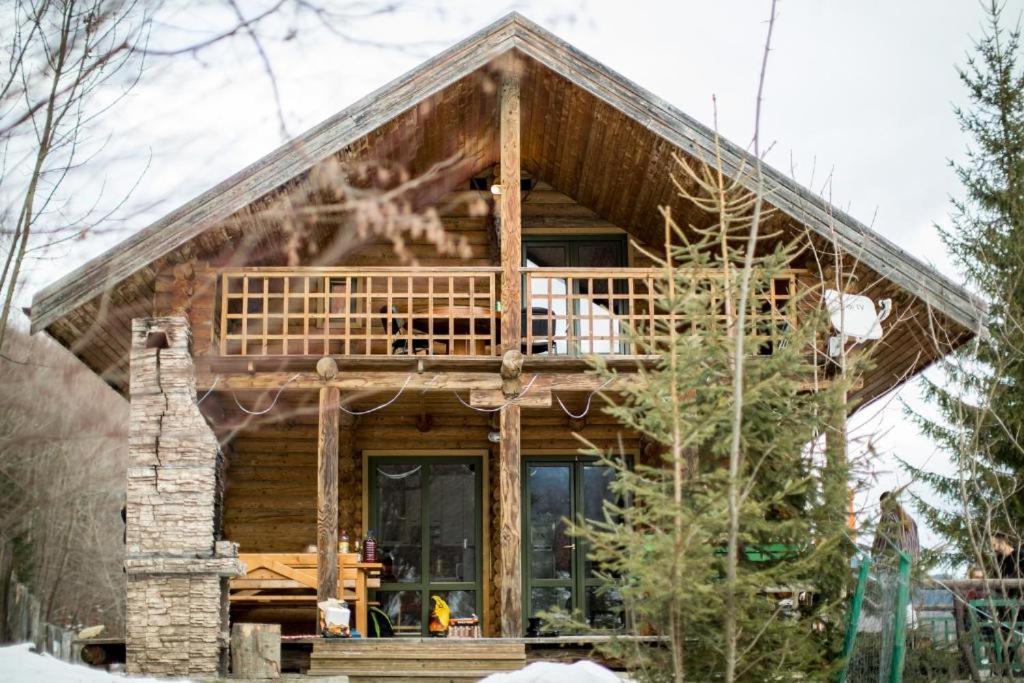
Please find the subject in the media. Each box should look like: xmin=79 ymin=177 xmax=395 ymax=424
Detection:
xmin=523 ymin=456 xmax=626 ymax=632
xmin=369 ymin=456 xmax=482 ymax=635
xmin=523 ymin=236 xmax=628 ymax=355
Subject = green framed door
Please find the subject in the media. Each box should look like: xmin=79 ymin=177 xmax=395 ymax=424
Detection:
xmin=522 ymin=456 xmax=625 ymax=632
xmin=368 ymin=456 xmax=483 ymax=636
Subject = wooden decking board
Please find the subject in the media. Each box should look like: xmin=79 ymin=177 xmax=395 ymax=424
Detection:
xmin=309 ymin=638 xmax=527 ymax=679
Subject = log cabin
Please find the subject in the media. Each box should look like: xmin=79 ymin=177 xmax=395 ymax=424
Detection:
xmin=29 ymin=12 xmax=986 ymax=679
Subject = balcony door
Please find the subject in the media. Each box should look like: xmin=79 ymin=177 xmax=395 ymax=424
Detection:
xmin=523 ymin=236 xmax=627 ymax=354
xmin=522 ymin=456 xmax=626 ymax=631
xmin=368 ymin=456 xmax=482 ymax=635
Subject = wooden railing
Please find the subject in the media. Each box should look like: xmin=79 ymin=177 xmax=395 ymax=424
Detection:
xmin=219 ymin=268 xmax=500 ymax=357
xmin=217 ymin=267 xmax=803 ymax=358
xmin=522 ymin=267 xmax=802 ymax=356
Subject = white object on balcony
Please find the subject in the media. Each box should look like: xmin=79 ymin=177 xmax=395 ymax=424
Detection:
xmin=824 ymin=290 xmax=892 ymax=357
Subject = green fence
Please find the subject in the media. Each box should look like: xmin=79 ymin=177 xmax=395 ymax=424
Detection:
xmin=838 ymin=553 xmax=912 ymax=683
xmin=840 ymin=556 xmax=1024 ymax=681
xmin=963 ymin=597 xmax=1023 ymax=678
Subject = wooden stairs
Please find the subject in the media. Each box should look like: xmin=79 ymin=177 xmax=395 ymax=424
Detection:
xmin=308 ymin=638 xmax=527 ymax=682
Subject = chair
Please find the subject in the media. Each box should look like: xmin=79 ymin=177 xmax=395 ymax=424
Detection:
xmin=379 ymin=305 xmax=433 ymax=355
xmin=522 ymin=307 xmax=553 ymax=354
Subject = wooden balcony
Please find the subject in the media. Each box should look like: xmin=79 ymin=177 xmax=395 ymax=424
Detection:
xmin=217 ymin=267 xmax=803 ymax=359
xmin=522 ymin=267 xmax=802 ymax=356
xmin=219 ymin=267 xmax=500 ymax=357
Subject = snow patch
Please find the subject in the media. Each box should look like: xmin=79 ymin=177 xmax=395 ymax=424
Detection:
xmin=0 ymin=643 xmax=186 ymax=683
xmin=482 ymin=660 xmax=624 ymax=682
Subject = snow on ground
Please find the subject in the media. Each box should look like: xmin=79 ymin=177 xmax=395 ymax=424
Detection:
xmin=0 ymin=643 xmax=184 ymax=683
xmin=482 ymin=661 xmax=624 ymax=682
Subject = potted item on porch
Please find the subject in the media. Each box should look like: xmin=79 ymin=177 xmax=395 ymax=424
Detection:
xmin=428 ymin=595 xmax=450 ymax=637
xmin=367 ymin=606 xmax=395 ymax=638
xmin=448 ymin=616 xmax=481 ymax=639
xmin=318 ymin=598 xmax=352 ymax=638
xmin=340 ymin=529 xmax=350 ymax=554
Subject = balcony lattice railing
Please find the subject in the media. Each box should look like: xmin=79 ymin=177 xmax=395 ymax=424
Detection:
xmin=218 ymin=267 xmax=499 ymax=357
xmin=521 ymin=267 xmax=803 ymax=356
xmin=217 ymin=267 xmax=804 ymax=358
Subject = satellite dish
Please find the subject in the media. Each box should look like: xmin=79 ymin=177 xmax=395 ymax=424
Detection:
xmin=823 ymin=290 xmax=892 ymax=357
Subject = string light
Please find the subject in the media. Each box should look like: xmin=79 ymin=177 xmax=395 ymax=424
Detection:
xmin=554 ymin=377 xmax=615 ymax=419
xmin=230 ymin=373 xmax=302 ymax=415
xmin=197 ymin=376 xmax=220 ymax=405
xmin=340 ymin=374 xmax=414 ymax=415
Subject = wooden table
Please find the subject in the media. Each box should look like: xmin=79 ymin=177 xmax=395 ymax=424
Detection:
xmin=231 ymin=553 xmax=382 ymax=636
xmin=410 ymin=305 xmax=499 ymax=355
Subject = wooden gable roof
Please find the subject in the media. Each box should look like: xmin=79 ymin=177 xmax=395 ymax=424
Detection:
xmin=30 ymin=12 xmax=986 ymax=403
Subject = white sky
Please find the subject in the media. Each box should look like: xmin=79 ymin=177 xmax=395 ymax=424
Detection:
xmin=17 ymin=0 xmax=1024 ymax=556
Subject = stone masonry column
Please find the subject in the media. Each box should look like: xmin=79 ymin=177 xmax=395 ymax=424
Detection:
xmin=124 ymin=316 xmax=242 ymax=676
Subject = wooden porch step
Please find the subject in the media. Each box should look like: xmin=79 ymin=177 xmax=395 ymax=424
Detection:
xmin=309 ymin=639 xmax=526 ymax=680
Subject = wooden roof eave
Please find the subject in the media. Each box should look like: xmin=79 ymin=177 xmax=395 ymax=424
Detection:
xmin=504 ymin=20 xmax=988 ymax=336
xmin=29 ymin=15 xmax=521 ymax=335
xmin=31 ymin=11 xmax=987 ymax=344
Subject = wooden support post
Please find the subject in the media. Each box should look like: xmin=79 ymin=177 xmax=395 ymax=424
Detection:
xmin=499 ymin=74 xmax=522 ymax=354
xmin=498 ymin=404 xmax=522 ymax=637
xmin=317 ymin=358 xmax=340 ymax=603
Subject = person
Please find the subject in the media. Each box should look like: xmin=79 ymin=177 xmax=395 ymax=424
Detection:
xmin=992 ymin=532 xmax=1023 ymax=580
xmin=858 ymin=491 xmax=920 ymax=645
xmin=871 ymin=490 xmax=920 ymax=563
xmin=984 ymin=533 xmax=1024 ymax=676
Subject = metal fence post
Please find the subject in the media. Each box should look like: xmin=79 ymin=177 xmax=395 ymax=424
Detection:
xmin=889 ymin=551 xmax=912 ymax=683
xmin=837 ymin=554 xmax=872 ymax=683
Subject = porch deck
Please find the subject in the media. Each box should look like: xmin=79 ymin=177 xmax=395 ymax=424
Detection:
xmin=303 ymin=635 xmax=640 ymax=680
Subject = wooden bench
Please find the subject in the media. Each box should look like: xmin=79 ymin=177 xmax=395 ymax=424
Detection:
xmin=230 ymin=553 xmax=382 ymax=636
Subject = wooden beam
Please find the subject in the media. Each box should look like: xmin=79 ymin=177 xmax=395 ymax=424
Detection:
xmin=470 ymin=389 xmax=551 ymax=408
xmin=196 ymin=353 xmax=660 ymax=377
xmin=197 ymin=370 xmax=839 ymax=394
xmin=498 ymin=404 xmax=522 ymax=636
xmin=197 ymin=371 xmax=503 ymax=392
xmin=499 ymin=73 xmax=522 ymax=354
xmin=317 ymin=380 xmax=341 ymax=602
xmin=197 ymin=369 xmax=840 ymax=395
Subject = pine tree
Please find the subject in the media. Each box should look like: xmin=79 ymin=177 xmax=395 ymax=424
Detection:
xmin=553 ymin=146 xmax=856 ymax=681
xmin=905 ymin=1 xmax=1024 ymax=567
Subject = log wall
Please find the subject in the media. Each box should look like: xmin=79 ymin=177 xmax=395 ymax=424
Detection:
xmin=221 ymin=392 xmax=641 ymax=637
